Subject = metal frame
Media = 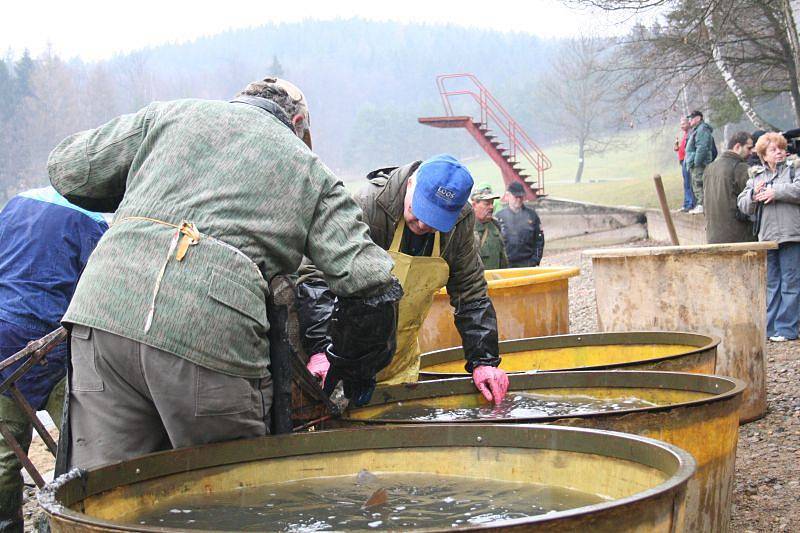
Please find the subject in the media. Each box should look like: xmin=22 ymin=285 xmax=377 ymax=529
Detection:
xmin=435 ymin=73 xmax=552 ymax=194
xmin=0 ymin=327 xmax=66 ymax=488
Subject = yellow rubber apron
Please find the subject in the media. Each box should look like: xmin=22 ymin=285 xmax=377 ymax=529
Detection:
xmin=377 ymin=221 xmax=450 ymax=385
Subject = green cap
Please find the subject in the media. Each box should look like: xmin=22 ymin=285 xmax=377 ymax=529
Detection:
xmin=471 ymin=182 xmax=500 ymax=201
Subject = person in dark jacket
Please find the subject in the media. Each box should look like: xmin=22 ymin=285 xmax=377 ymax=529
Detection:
xmin=0 ymin=186 xmax=107 ymax=531
xmin=495 ymin=181 xmax=544 ymax=267
xmin=704 ymin=131 xmax=756 ymax=244
xmin=300 ymin=156 xmax=509 ymax=405
xmin=684 ymin=110 xmax=716 ymax=214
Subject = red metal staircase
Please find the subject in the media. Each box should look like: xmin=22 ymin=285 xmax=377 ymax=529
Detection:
xmin=418 ymin=73 xmax=551 ymax=199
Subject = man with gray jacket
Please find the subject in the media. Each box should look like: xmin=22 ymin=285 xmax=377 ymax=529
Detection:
xmin=685 ymin=110 xmax=716 ymax=214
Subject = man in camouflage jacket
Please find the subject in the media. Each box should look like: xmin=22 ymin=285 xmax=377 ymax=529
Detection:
xmin=471 ymin=184 xmax=508 ymax=269
xmin=47 ymin=78 xmax=400 ymax=470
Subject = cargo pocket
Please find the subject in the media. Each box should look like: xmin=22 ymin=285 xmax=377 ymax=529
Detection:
xmin=70 ymin=325 xmax=104 ymax=392
xmin=207 ymin=268 xmax=267 ymax=327
xmin=195 ymin=365 xmax=259 ymax=417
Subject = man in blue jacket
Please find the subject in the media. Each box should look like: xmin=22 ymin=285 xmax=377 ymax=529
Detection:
xmin=0 ymin=186 xmax=107 ymax=531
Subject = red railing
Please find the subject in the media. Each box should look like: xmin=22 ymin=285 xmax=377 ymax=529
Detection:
xmin=436 ymin=73 xmax=551 ymax=190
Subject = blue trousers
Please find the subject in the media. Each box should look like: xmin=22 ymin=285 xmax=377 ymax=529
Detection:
xmin=766 ymin=242 xmax=800 ymax=339
xmin=681 ymin=160 xmax=696 ymax=209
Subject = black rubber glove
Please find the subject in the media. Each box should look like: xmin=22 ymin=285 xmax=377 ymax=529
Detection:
xmin=296 ymin=278 xmax=336 ymax=356
xmin=454 ymin=296 xmax=501 ymax=373
xmin=323 ymin=277 xmax=402 ymax=406
xmin=323 ymin=349 xmax=377 ymax=407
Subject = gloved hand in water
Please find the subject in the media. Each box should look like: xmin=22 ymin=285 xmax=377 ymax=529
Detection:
xmin=323 ymin=277 xmax=402 ymax=407
xmin=306 ymin=352 xmax=330 ymax=384
xmin=472 ymin=365 xmax=509 ymax=405
xmin=323 ymin=364 xmax=376 ymax=407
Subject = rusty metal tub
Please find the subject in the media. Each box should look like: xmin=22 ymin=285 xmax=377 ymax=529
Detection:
xmin=419 ymin=266 xmax=580 ymax=353
xmin=40 ymin=425 xmax=694 ymax=532
xmin=419 ymin=331 xmax=719 ymax=380
xmin=584 ymin=243 xmax=776 ymax=423
xmin=344 ymin=371 xmax=743 ymax=533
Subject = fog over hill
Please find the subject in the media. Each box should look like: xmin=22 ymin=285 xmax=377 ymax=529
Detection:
xmin=107 ymin=19 xmax=561 ymax=175
xmin=1 ymin=18 xmax=568 ymax=199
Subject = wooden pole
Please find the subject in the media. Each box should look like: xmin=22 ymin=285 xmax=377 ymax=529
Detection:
xmin=653 ymin=174 xmax=680 ymax=245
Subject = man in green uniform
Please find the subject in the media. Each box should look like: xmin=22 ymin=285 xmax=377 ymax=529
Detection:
xmin=47 ymin=77 xmax=401 ymax=470
xmin=471 ymin=183 xmax=508 ymax=269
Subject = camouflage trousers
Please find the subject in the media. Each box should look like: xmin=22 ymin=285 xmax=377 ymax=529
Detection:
xmin=0 ymin=379 xmax=64 ymax=533
xmin=691 ymin=164 xmax=706 ymax=206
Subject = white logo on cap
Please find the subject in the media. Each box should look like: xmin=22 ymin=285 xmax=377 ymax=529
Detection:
xmin=436 ymin=186 xmax=456 ymax=201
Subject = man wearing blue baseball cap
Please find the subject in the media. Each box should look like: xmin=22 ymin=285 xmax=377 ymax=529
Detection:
xmin=300 ymin=154 xmax=508 ymax=405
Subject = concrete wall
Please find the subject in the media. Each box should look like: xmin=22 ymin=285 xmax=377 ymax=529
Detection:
xmin=646 ymin=208 xmax=707 ymax=245
xmin=531 ymin=197 xmax=710 ymax=249
xmin=535 ymin=197 xmax=648 ymax=250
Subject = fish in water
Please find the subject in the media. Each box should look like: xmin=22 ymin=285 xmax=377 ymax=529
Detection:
xmin=363 ymin=488 xmax=388 ymax=509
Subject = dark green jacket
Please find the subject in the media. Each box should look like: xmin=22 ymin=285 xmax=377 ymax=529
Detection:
xmin=474 ymin=219 xmax=508 ymax=269
xmin=356 ymin=162 xmax=489 ymax=308
xmin=48 ymin=98 xmax=393 ymax=378
xmin=685 ymin=121 xmax=715 ymax=168
xmin=704 ymin=151 xmax=756 ymax=244
xmin=355 ymin=161 xmax=499 ymax=368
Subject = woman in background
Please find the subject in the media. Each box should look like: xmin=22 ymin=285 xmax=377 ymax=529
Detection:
xmin=738 ymin=132 xmax=800 ymax=342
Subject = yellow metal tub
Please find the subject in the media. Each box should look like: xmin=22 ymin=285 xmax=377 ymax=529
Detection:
xmin=40 ymin=425 xmax=694 ymax=532
xmin=419 ymin=331 xmax=719 ymax=379
xmin=418 ymin=266 xmax=580 ymax=353
xmin=345 ymin=371 xmax=744 ymax=533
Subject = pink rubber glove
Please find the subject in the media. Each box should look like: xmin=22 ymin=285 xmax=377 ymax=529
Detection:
xmin=306 ymin=352 xmax=330 ymax=384
xmin=472 ymin=365 xmax=509 ymax=405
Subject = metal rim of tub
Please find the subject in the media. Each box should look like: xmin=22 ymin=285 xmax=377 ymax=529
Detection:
xmin=39 ymin=424 xmax=695 ymax=532
xmin=419 ymin=331 xmax=722 ymax=378
xmin=347 ymin=370 xmax=745 ymax=424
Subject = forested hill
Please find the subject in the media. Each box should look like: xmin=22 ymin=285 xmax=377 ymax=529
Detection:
xmin=1 ymin=19 xmax=559 ymax=200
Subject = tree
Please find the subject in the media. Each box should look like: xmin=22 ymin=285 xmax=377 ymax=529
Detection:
xmin=570 ymin=0 xmax=800 ymax=129
xmin=268 ymin=55 xmax=285 ymax=77
xmin=14 ymin=49 xmax=34 ymax=99
xmin=536 ymin=36 xmax=622 ymax=183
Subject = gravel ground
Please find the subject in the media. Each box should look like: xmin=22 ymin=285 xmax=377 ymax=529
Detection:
xmin=543 ymin=242 xmax=800 ymax=532
xmin=22 ymin=240 xmax=800 ymax=530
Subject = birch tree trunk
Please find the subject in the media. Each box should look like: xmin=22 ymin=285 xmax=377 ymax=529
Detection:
xmin=704 ymin=12 xmax=778 ymax=130
xmin=783 ymin=0 xmax=800 ymax=123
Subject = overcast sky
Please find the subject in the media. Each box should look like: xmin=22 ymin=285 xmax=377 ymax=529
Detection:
xmin=1 ymin=0 xmax=650 ymax=61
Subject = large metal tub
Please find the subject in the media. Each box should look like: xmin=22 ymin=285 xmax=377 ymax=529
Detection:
xmin=345 ymin=371 xmax=743 ymax=533
xmin=419 ymin=331 xmax=719 ymax=380
xmin=419 ymin=266 xmax=580 ymax=353
xmin=40 ymin=425 xmax=694 ymax=532
xmin=584 ymin=243 xmax=775 ymax=422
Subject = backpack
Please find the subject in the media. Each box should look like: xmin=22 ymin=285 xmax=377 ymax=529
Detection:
xmin=711 ymin=139 xmax=718 ymax=161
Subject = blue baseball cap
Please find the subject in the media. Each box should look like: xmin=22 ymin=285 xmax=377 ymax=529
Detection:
xmin=412 ymin=154 xmax=474 ymax=232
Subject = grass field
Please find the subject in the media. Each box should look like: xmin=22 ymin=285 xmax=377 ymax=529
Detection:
xmin=464 ymin=128 xmax=687 ymax=210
